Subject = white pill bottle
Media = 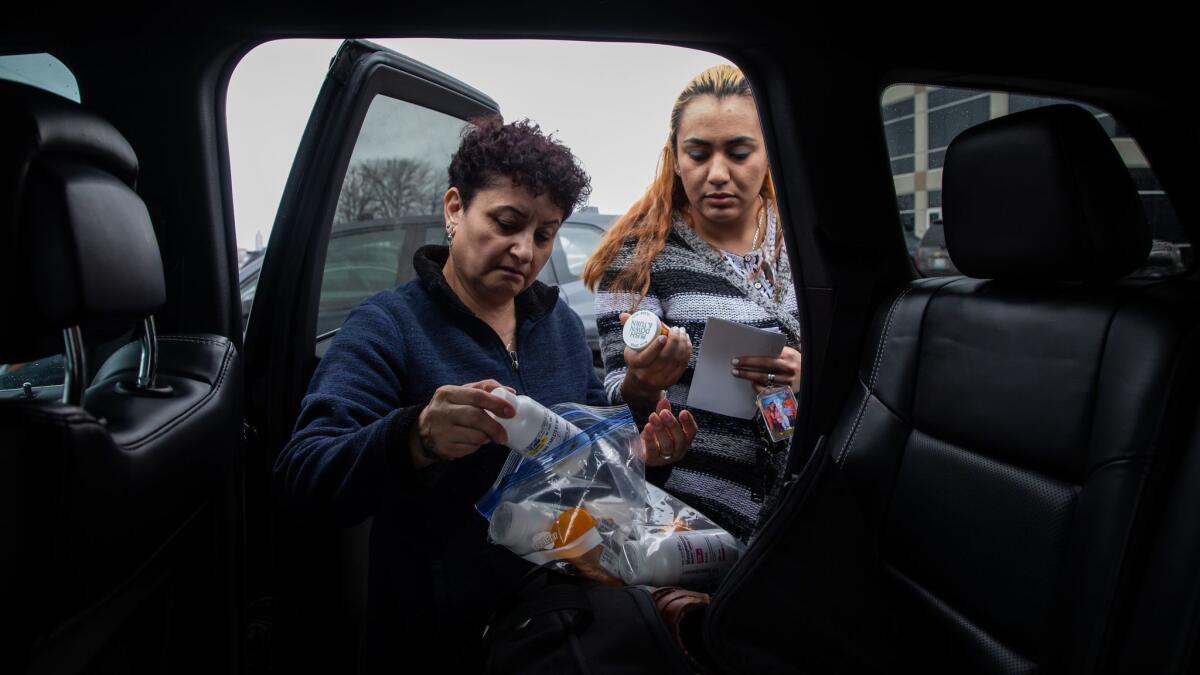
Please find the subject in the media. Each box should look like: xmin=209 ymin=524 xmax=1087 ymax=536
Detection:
xmin=622 ymin=310 xmax=671 ymax=351
xmin=489 ymin=387 xmax=583 ymax=462
xmin=487 ymin=501 xmax=558 ymax=555
xmin=619 ymin=529 xmax=742 ymax=588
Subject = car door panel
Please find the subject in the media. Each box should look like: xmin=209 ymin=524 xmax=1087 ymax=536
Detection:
xmin=240 ymin=39 xmax=499 ymax=673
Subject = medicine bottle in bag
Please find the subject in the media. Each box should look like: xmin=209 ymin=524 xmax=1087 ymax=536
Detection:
xmin=619 ymin=529 xmax=741 ymax=588
xmin=488 ymin=501 xmax=558 ymax=555
xmin=489 ymin=388 xmax=585 ymax=470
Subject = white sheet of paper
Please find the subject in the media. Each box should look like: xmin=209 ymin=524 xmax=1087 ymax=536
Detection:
xmin=686 ymin=317 xmax=787 ymax=419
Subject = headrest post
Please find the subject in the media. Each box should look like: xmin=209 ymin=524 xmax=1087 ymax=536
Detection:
xmin=135 ymin=316 xmax=158 ymax=390
xmin=61 ymin=326 xmax=86 ymax=406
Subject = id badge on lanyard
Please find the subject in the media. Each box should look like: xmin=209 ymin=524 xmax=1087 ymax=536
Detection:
xmin=752 ymin=386 xmax=798 ymax=502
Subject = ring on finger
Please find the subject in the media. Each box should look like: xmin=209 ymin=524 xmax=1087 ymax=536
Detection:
xmin=660 ymin=453 xmax=673 ymax=461
xmin=766 ymin=372 xmax=776 ymax=387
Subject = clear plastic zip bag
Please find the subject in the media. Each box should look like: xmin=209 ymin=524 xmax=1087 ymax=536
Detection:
xmin=476 ymin=399 xmax=745 ymax=590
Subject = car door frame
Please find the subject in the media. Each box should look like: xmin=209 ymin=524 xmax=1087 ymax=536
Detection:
xmin=239 ymin=38 xmax=499 ymax=669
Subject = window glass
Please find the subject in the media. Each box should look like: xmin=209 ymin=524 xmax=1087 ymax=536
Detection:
xmin=316 ymin=95 xmax=468 ymax=337
xmin=317 ymin=221 xmax=430 ymax=337
xmin=882 ymin=85 xmax=1191 ymax=278
xmin=0 ymin=53 xmax=79 ymax=102
xmin=556 ymin=223 xmax=605 ymax=281
xmin=0 ymin=355 xmax=66 ymax=395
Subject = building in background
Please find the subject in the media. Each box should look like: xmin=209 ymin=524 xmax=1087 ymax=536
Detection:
xmin=881 ymin=85 xmax=1187 ymax=272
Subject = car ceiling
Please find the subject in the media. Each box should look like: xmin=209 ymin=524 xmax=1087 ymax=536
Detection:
xmin=2 ymin=3 xmax=1196 ymax=345
xmin=1 ymin=5 xmax=1193 ymax=97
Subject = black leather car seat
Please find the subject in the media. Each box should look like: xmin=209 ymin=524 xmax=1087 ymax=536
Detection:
xmin=0 ymin=81 xmax=242 ymax=674
xmin=826 ymin=104 xmax=1200 ymax=673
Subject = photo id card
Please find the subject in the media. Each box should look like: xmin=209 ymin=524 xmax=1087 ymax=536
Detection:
xmin=756 ymin=386 xmax=798 ymax=444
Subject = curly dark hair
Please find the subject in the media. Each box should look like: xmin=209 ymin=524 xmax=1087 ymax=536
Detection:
xmin=448 ymin=116 xmax=591 ymax=218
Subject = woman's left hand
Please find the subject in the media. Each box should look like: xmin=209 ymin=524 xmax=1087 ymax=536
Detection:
xmin=639 ymin=398 xmax=699 ymax=467
xmin=731 ymin=346 xmax=802 ymax=394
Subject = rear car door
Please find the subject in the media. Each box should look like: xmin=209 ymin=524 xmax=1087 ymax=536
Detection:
xmin=240 ymin=39 xmax=499 ymax=672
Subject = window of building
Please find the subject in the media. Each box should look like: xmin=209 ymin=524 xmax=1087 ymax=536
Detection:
xmin=882 ymin=85 xmax=1190 ymax=279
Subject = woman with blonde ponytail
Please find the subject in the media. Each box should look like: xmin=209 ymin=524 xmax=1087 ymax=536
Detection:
xmin=583 ymin=65 xmax=801 ymax=541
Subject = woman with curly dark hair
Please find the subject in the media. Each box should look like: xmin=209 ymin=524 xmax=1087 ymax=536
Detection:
xmin=274 ymin=116 xmax=694 ymax=671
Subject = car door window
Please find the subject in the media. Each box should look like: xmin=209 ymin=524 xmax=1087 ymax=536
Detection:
xmin=0 ymin=53 xmax=79 ymax=102
xmin=0 ymin=356 xmax=66 ymax=399
xmin=424 ymin=225 xmax=447 ymax=246
xmin=881 ymin=85 xmax=1190 ymax=278
xmin=316 ymin=95 xmax=468 ymax=338
xmin=317 ymin=225 xmax=408 ymax=336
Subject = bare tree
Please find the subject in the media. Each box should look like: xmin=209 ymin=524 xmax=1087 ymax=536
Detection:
xmin=335 ymin=157 xmax=442 ymax=224
xmin=335 ymin=163 xmax=377 ymax=223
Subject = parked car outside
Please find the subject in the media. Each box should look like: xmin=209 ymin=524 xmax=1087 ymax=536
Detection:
xmin=913 ymin=220 xmax=959 ymax=276
xmin=913 ymin=220 xmax=1191 ymax=279
xmin=239 ymin=207 xmax=617 ymax=361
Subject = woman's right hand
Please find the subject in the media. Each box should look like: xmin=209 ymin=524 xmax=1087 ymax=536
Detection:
xmin=640 ymin=398 xmax=699 ymax=467
xmin=619 ymin=312 xmax=692 ymax=411
xmin=410 ymin=379 xmax=516 ymax=468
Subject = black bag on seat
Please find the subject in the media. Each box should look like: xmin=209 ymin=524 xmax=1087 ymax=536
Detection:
xmin=476 ymin=572 xmax=695 ymax=675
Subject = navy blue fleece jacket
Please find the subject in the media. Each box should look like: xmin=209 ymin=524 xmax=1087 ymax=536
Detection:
xmin=274 ymin=245 xmax=608 ymax=670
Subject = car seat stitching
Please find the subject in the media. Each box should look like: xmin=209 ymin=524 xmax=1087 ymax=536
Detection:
xmin=837 ymin=286 xmax=913 ymax=466
xmin=121 ymin=341 xmax=235 ymax=450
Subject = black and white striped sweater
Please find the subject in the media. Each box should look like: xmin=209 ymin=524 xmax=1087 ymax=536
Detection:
xmin=595 ymin=213 xmax=801 ymax=539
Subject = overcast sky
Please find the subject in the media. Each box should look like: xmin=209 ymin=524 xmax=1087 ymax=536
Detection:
xmin=226 ymin=39 xmax=731 ymax=250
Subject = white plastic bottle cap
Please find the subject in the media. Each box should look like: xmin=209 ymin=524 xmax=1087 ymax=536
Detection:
xmin=489 ymin=502 xmax=556 ymax=555
xmin=622 ymin=310 xmax=667 ymax=351
xmin=488 ymin=387 xmax=585 ymax=476
xmin=488 ymin=387 xmax=542 ymax=457
xmin=490 ymin=387 xmax=519 ymax=408
xmin=488 ymin=503 xmax=519 ymax=545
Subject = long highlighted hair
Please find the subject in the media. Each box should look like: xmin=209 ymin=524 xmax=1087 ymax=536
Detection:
xmin=582 ymin=65 xmax=779 ymax=298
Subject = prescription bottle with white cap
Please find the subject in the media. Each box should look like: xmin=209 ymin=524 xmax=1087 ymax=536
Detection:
xmin=622 ymin=310 xmax=671 ymax=351
xmin=488 ymin=502 xmax=558 ymax=555
xmin=550 ymin=507 xmax=622 ymax=585
xmin=619 ymin=529 xmax=741 ymax=588
xmin=489 ymin=387 xmax=583 ymax=463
